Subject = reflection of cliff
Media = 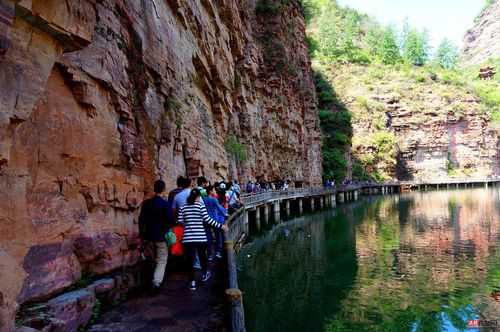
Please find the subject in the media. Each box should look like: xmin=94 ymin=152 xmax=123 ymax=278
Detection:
xmin=329 ymin=189 xmax=500 ymax=331
xmin=238 ymin=211 xmax=357 ymax=332
xmin=400 ymin=189 xmax=500 ymax=259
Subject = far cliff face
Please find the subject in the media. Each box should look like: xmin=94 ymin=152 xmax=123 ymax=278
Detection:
xmin=321 ymin=63 xmax=500 ymax=182
xmin=462 ymin=0 xmax=500 ymax=65
xmin=0 ymin=0 xmax=321 ymax=330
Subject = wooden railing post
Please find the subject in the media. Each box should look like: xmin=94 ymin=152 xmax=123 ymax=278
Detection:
xmin=225 ymin=239 xmax=246 ymax=332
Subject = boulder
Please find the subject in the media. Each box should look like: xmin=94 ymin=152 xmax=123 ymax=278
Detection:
xmin=20 ymin=290 xmax=96 ymax=332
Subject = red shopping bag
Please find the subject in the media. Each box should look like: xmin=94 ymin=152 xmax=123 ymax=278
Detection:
xmin=170 ymin=225 xmax=184 ymax=256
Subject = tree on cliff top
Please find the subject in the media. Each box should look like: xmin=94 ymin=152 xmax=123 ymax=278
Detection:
xmin=315 ymin=1 xmax=370 ymax=64
xmin=435 ymin=38 xmax=459 ymax=69
xmin=304 ymin=0 xmax=431 ymax=66
xmin=402 ymin=27 xmax=430 ymax=66
xmin=367 ymin=25 xmax=401 ymax=65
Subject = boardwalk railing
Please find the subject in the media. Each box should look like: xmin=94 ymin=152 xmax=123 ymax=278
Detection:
xmin=399 ymin=177 xmax=500 ymax=186
xmin=239 ymin=183 xmax=404 ymax=207
xmin=225 ymin=178 xmax=498 ymax=331
xmin=224 ymin=207 xmax=247 ymax=332
xmin=224 ymin=185 xmax=372 ymax=332
xmin=240 ymin=187 xmax=352 ymax=207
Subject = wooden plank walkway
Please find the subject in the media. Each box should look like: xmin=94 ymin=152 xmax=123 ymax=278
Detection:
xmin=88 ymin=261 xmax=227 ymax=332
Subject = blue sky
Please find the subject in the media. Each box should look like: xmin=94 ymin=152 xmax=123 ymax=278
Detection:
xmin=337 ymin=0 xmax=485 ymax=50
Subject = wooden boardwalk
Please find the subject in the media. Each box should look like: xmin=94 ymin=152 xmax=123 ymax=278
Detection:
xmin=88 ymin=260 xmax=227 ymax=332
xmin=87 ymin=178 xmax=499 ymax=332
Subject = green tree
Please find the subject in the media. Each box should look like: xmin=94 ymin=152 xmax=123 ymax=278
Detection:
xmin=366 ymin=23 xmax=383 ymax=57
xmin=367 ymin=24 xmax=401 ymax=65
xmin=314 ymin=71 xmax=352 ymax=182
xmin=315 ymin=2 xmax=369 ymax=63
xmin=402 ymin=28 xmax=429 ymax=66
xmin=435 ymin=38 xmax=459 ymax=69
xmin=379 ymin=26 xmax=401 ymax=64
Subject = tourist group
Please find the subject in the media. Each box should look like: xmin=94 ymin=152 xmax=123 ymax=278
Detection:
xmin=138 ymin=176 xmax=242 ymax=291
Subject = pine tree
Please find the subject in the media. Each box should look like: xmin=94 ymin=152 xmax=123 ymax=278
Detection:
xmin=435 ymin=38 xmax=459 ymax=69
xmin=379 ymin=26 xmax=401 ymax=65
xmin=316 ymin=2 xmax=367 ymax=63
xmin=402 ymin=28 xmax=429 ymax=66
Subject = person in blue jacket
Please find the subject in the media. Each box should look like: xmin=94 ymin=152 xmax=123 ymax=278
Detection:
xmin=203 ymin=185 xmax=228 ymax=260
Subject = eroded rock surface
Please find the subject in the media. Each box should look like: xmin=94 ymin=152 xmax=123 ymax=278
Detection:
xmin=0 ymin=0 xmax=321 ymax=330
xmin=325 ymin=64 xmax=499 ymax=181
xmin=462 ymin=0 xmax=500 ymax=65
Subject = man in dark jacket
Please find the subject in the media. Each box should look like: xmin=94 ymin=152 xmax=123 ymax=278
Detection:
xmin=138 ymin=180 xmax=172 ymax=291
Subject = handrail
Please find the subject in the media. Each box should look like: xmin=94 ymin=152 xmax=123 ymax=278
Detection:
xmin=239 ymin=177 xmax=499 ymax=205
xmin=224 ymin=208 xmax=246 ymax=332
xmin=399 ymin=177 xmax=500 ymax=185
xmin=225 ymin=177 xmax=499 ymax=331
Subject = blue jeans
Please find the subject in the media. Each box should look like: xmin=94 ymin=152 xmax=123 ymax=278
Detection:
xmin=206 ymin=227 xmax=223 ymax=256
xmin=214 ymin=228 xmax=223 ymax=255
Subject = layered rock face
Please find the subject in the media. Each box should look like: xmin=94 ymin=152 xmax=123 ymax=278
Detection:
xmin=384 ymin=94 xmax=499 ymax=180
xmin=325 ymin=64 xmax=499 ymax=181
xmin=0 ymin=0 xmax=321 ymax=330
xmin=462 ymin=0 xmax=500 ymax=65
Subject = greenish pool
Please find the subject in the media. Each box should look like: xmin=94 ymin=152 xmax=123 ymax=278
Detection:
xmin=237 ymin=189 xmax=500 ymax=332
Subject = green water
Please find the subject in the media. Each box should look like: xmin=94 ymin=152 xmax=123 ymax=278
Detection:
xmin=237 ymin=189 xmax=500 ymax=332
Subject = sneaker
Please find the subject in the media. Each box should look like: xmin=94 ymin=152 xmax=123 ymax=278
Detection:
xmin=208 ymin=255 xmax=214 ymax=262
xmin=201 ymin=271 xmax=212 ymax=283
xmin=151 ymin=284 xmax=161 ymax=296
xmin=189 ymin=280 xmax=197 ymax=291
xmin=215 ymin=252 xmax=223 ymax=259
xmin=193 ymin=261 xmax=202 ymax=270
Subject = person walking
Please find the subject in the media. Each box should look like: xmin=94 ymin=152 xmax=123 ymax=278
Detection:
xmin=203 ymin=185 xmax=228 ymax=260
xmin=196 ymin=176 xmax=209 ymax=197
xmin=172 ymin=177 xmax=192 ymax=221
xmin=178 ymin=188 xmax=228 ymax=290
xmin=138 ymin=180 xmax=173 ymax=293
xmin=166 ymin=176 xmax=186 ymax=223
xmin=216 ymin=182 xmax=229 ymax=209
xmin=226 ymin=183 xmax=241 ymax=214
xmin=231 ymin=180 xmax=241 ymax=196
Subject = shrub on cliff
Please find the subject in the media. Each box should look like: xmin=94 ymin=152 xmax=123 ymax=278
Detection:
xmin=256 ymin=0 xmax=293 ymax=15
xmin=225 ymin=135 xmax=247 ymax=162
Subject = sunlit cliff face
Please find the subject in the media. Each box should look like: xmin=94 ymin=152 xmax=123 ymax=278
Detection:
xmin=0 ymin=0 xmax=321 ymax=329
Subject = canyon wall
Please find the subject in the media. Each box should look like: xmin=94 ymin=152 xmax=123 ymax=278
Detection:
xmin=462 ymin=0 xmax=500 ymax=65
xmin=323 ymin=64 xmax=500 ymax=181
xmin=0 ymin=0 xmax=321 ymax=330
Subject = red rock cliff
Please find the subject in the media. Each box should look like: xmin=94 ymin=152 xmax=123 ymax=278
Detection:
xmin=462 ymin=0 xmax=500 ymax=65
xmin=0 ymin=0 xmax=322 ymax=329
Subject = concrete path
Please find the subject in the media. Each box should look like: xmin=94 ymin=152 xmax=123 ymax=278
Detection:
xmin=88 ymin=261 xmax=226 ymax=332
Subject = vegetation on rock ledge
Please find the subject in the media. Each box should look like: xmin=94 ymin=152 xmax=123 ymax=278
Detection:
xmin=302 ymin=0 xmax=500 ymax=181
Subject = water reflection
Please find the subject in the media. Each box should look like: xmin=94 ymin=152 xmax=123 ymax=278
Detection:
xmin=237 ymin=189 xmax=500 ymax=332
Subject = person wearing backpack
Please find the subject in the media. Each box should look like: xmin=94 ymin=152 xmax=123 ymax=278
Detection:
xmin=226 ymin=183 xmax=242 ymax=214
xmin=203 ymin=185 xmax=228 ymax=260
xmin=178 ymin=188 xmax=229 ymax=290
xmin=138 ymin=180 xmax=173 ymax=294
xmin=166 ymin=176 xmax=185 ymax=223
xmin=166 ymin=176 xmax=190 ymax=259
